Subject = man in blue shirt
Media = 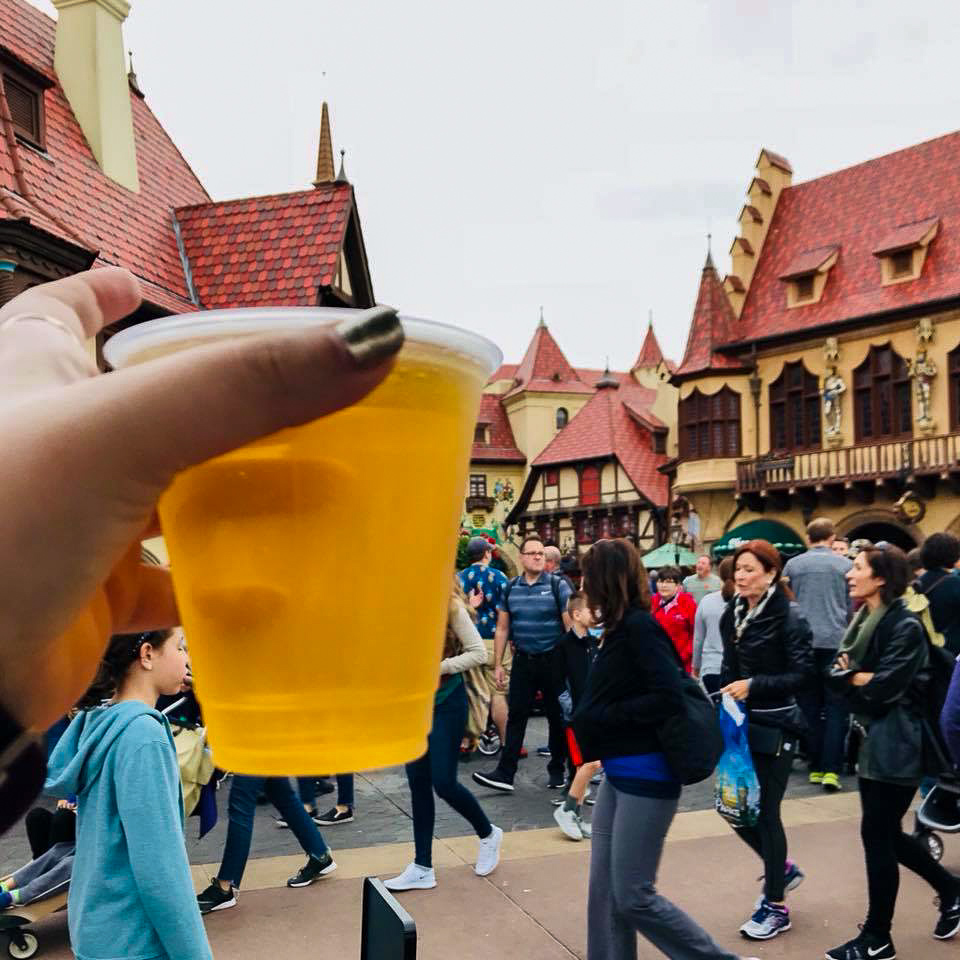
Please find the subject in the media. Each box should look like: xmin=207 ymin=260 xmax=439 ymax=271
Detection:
xmin=459 ymin=537 xmax=510 ymax=747
xmin=473 ymin=536 xmax=572 ymax=793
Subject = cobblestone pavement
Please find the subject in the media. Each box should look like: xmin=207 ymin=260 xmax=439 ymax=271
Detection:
xmin=0 ymin=717 xmax=846 ymax=875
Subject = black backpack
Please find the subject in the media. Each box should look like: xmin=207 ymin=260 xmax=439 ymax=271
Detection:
xmin=658 ymin=668 xmax=724 ymax=785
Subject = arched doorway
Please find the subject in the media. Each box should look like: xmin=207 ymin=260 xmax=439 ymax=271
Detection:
xmin=845 ymin=521 xmax=917 ymax=551
xmin=837 ymin=509 xmax=918 ymax=551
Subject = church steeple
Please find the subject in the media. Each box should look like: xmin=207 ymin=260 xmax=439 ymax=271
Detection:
xmin=313 ymin=102 xmax=335 ymax=186
xmin=633 ymin=315 xmax=665 ymax=371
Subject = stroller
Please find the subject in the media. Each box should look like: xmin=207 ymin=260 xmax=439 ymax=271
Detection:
xmin=913 ymin=771 xmax=960 ymax=864
xmin=0 ymin=870 xmax=68 ymax=959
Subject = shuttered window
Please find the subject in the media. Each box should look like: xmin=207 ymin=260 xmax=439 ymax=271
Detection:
xmin=3 ymin=73 xmax=43 ymax=148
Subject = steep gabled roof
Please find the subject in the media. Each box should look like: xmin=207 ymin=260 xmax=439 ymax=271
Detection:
xmin=738 ymin=129 xmax=960 ymax=343
xmin=673 ymin=253 xmax=745 ymax=380
xmin=505 ymin=321 xmax=592 ymax=397
xmin=531 ymin=382 xmax=668 ymax=506
xmin=633 ymin=322 xmax=665 ymax=369
xmin=0 ymin=0 xmax=208 ymax=310
xmin=472 ymin=393 xmax=525 ymax=463
xmin=176 ymin=185 xmax=353 ymax=308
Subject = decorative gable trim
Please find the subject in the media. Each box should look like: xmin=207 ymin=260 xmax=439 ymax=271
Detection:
xmin=872 ymin=217 xmax=939 ymax=287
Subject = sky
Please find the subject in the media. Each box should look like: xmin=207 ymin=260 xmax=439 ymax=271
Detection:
xmin=27 ymin=0 xmax=960 ymax=372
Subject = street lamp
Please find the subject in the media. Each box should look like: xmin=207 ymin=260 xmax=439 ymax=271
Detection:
xmin=670 ymin=518 xmax=683 ymax=566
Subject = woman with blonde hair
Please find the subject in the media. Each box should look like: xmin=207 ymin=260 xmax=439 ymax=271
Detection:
xmin=385 ymin=577 xmax=503 ymax=891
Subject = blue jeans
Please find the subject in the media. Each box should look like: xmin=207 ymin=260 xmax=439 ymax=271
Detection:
xmin=406 ymin=681 xmax=492 ymax=868
xmin=219 ymin=776 xmax=329 ymax=887
xmin=297 ymin=774 xmax=354 ymax=808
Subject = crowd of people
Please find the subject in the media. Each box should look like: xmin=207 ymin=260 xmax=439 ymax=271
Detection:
xmin=5 ymin=272 xmax=960 ymax=960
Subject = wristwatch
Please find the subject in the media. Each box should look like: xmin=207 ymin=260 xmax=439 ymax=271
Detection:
xmin=0 ymin=702 xmax=45 ymax=835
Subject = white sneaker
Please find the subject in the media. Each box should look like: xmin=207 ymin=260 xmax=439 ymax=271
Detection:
xmin=383 ymin=862 xmax=436 ymax=891
xmin=475 ymin=824 xmax=503 ymax=876
xmin=554 ymin=805 xmax=584 ymax=841
xmin=577 ymin=814 xmax=592 ymax=839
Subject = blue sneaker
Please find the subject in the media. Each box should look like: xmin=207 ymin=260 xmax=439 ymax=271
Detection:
xmin=536 ymin=745 xmax=551 ymax=758
xmin=740 ymin=899 xmax=791 ymax=940
xmin=785 ymin=860 xmax=805 ymax=893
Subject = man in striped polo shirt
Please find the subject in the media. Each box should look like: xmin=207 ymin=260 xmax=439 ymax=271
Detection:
xmin=473 ymin=536 xmax=572 ymax=793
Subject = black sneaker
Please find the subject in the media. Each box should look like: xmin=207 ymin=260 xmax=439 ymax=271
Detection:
xmin=536 ymin=745 xmax=551 ymax=758
xmin=197 ymin=878 xmax=236 ymax=914
xmin=275 ymin=808 xmax=318 ymax=829
xmin=472 ymin=768 xmax=515 ymax=792
xmin=287 ymin=851 xmax=337 ymax=887
xmin=314 ymin=806 xmax=354 ymax=825
xmin=314 ymin=778 xmax=336 ymax=796
xmin=825 ymin=931 xmax=896 ymax=959
xmin=934 ymin=893 xmax=960 ymax=939
xmin=548 ymin=772 xmax=566 ymax=789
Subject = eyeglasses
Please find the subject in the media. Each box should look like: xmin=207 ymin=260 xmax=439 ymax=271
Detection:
xmin=522 ymin=551 xmax=545 ymax=558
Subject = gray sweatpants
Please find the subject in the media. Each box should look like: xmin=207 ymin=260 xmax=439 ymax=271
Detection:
xmin=588 ymin=781 xmax=738 ymax=960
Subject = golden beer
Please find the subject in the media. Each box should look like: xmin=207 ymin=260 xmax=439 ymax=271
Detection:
xmin=106 ymin=311 xmax=499 ymax=774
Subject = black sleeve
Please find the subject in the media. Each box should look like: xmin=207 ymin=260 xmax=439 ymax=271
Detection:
xmin=719 ymin=607 xmax=737 ymax=687
xmin=596 ymin=615 xmax=684 ymax=728
xmin=748 ymin=607 xmax=815 ymax=700
xmin=849 ymin=617 xmax=926 ymax=711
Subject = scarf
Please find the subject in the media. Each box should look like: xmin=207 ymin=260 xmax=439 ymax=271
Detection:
xmin=732 ymin=584 xmax=777 ymax=642
xmin=839 ymin=601 xmax=888 ymax=668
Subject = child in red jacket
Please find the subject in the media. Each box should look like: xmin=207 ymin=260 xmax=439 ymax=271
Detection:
xmin=650 ymin=566 xmax=697 ymax=673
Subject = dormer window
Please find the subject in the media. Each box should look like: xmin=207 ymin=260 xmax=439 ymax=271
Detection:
xmin=779 ymin=245 xmax=839 ymax=308
xmin=795 ymin=274 xmax=815 ymax=301
xmin=1 ymin=60 xmax=48 ymax=151
xmin=873 ymin=217 xmax=939 ymax=286
xmin=473 ymin=424 xmax=489 ymax=444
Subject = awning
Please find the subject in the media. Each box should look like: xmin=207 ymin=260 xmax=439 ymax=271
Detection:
xmin=711 ymin=520 xmax=805 ymax=558
xmin=641 ymin=543 xmax=700 ymax=569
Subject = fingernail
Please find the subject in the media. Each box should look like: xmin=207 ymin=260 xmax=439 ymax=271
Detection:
xmin=335 ymin=306 xmax=404 ymax=368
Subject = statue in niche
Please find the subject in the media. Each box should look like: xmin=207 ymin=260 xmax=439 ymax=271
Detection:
xmin=907 ymin=318 xmax=937 ymax=432
xmin=822 ymin=338 xmax=845 ymax=442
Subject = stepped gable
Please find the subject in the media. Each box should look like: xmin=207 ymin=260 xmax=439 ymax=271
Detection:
xmin=673 ymin=252 xmax=743 ymax=380
xmin=532 ymin=381 xmax=668 ymax=506
xmin=738 ymin=129 xmax=960 ymax=343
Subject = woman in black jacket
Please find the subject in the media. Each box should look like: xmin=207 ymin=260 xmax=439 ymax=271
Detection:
xmin=719 ymin=539 xmax=813 ymax=943
xmin=576 ymin=539 xmax=750 ymax=960
xmin=825 ymin=546 xmax=960 ymax=960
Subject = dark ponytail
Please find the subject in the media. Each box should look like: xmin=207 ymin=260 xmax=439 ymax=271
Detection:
xmin=75 ymin=630 xmax=173 ymax=710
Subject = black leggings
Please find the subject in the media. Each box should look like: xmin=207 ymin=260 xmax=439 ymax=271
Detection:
xmin=25 ymin=807 xmax=75 ymax=860
xmin=860 ymin=777 xmax=958 ymax=939
xmin=732 ymin=746 xmax=792 ymax=901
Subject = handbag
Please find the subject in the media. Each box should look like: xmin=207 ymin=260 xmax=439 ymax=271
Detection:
xmin=746 ymin=722 xmax=785 ymax=757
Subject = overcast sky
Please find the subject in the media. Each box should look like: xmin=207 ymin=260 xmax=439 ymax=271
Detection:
xmin=29 ymin=0 xmax=960 ymax=372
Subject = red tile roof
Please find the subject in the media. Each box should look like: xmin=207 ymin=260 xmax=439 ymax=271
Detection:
xmin=736 ymin=130 xmax=960 ymax=344
xmin=779 ymin=244 xmax=839 ymax=280
xmin=176 ymin=186 xmax=352 ymax=308
xmin=873 ymin=215 xmax=940 ymax=256
xmin=505 ymin=322 xmax=592 ymax=397
xmin=472 ymin=393 xmax=525 ymax=463
xmin=0 ymin=0 xmax=208 ymax=310
xmin=531 ymin=382 xmax=668 ymax=505
xmin=760 ymin=148 xmax=793 ymax=175
xmin=673 ymin=255 xmax=744 ymax=380
xmin=633 ymin=323 xmax=665 ymax=369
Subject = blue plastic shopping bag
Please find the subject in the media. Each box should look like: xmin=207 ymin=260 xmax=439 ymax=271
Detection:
xmin=714 ymin=694 xmax=761 ymax=829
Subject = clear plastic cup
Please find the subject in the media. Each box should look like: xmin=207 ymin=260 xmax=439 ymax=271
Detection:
xmin=105 ymin=307 xmax=501 ymax=775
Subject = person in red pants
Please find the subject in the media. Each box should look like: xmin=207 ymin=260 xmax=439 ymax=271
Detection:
xmin=650 ymin=566 xmax=697 ymax=673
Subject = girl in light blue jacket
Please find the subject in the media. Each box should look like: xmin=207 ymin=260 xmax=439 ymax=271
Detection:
xmin=47 ymin=630 xmax=212 ymax=960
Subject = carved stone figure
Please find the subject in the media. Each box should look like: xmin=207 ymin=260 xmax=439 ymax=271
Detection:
xmin=823 ymin=369 xmax=846 ymax=439
xmin=908 ymin=347 xmax=937 ymax=432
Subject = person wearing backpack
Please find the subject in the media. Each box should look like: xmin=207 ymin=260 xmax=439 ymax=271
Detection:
xmin=719 ymin=539 xmax=814 ymax=942
xmin=916 ymin=533 xmax=960 ymax=654
xmin=574 ymin=539 xmax=753 ymax=960
xmin=824 ymin=545 xmax=960 ymax=960
xmin=473 ymin=536 xmax=572 ymax=793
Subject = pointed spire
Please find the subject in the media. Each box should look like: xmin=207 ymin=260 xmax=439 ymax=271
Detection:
xmin=705 ymin=232 xmax=714 ymax=270
xmin=313 ymin=102 xmax=335 ymax=186
xmin=596 ymin=360 xmax=619 ymax=390
xmin=633 ymin=318 xmax=665 ymax=370
xmin=673 ymin=251 xmax=741 ymax=379
xmin=127 ymin=50 xmax=143 ymax=97
xmin=507 ymin=315 xmax=585 ymax=396
xmin=335 ymin=148 xmax=349 ymax=184
xmin=538 ymin=305 xmax=545 ymax=327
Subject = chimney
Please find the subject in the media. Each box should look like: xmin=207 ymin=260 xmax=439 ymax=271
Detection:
xmin=52 ymin=0 xmax=139 ymax=192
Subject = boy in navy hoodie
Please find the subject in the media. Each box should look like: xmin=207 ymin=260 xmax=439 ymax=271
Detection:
xmin=553 ymin=592 xmax=602 ymax=841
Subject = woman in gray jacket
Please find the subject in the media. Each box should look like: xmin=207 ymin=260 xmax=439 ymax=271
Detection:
xmin=692 ymin=557 xmax=733 ymax=693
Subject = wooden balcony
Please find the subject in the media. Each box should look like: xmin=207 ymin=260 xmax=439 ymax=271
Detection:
xmin=465 ymin=495 xmax=496 ymax=512
xmin=736 ymin=433 xmax=960 ymax=508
